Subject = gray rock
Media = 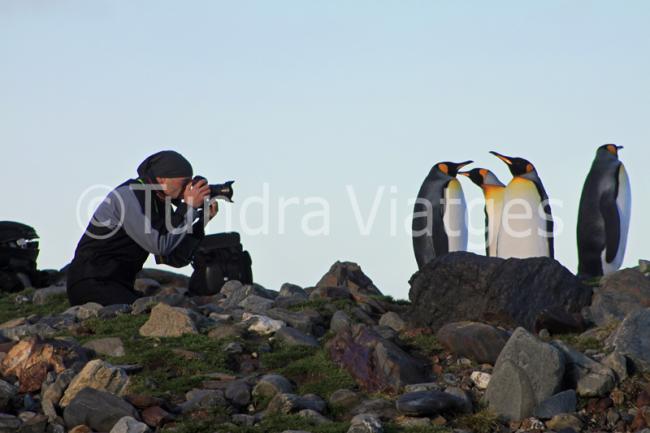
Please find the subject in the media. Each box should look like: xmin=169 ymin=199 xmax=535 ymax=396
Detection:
xmin=0 ymin=414 xmax=21 ymax=432
xmin=350 ymin=399 xmax=398 ymax=421
xmin=275 ymin=327 xmax=319 ymax=347
xmin=0 ymin=379 xmax=17 ymax=411
xmin=611 ymin=308 xmax=650 ymax=373
xmin=63 ymin=388 xmax=139 ymax=432
xmin=98 ymin=304 xmax=132 ymax=319
xmin=546 ymin=413 xmax=584 ymax=431
xmin=225 ymin=380 xmax=251 ymax=407
xmin=133 ymin=278 xmax=161 ymax=297
xmin=17 ymin=413 xmax=47 ymax=433
xmin=131 ymin=294 xmax=188 ymax=315
xmin=238 ymin=295 xmax=275 ymax=314
xmin=436 ymin=321 xmax=510 ymax=365
xmin=297 ymin=409 xmax=332 ymax=425
xmin=404 ymin=383 xmax=441 ymax=393
xmin=231 ymin=414 xmax=255 ymax=426
xmin=348 ymin=414 xmax=383 ymax=433
xmin=551 ymin=340 xmax=616 ymax=397
xmin=109 ymin=416 xmax=151 ymax=433
xmin=316 ymin=261 xmax=383 ymax=297
xmin=266 ymin=393 xmax=326 ymax=415
xmin=444 ymin=387 xmax=473 ymax=413
xmin=223 ymin=284 xmax=275 ymax=309
xmin=602 ymin=352 xmax=628 ymax=382
xmin=62 ymin=302 xmax=103 ymax=320
xmin=0 ymin=322 xmax=57 ymax=341
xmin=329 ymin=389 xmax=360 ymax=408
xmin=589 ymin=269 xmax=650 ymax=326
xmin=309 ymin=286 xmax=352 ymax=301
xmin=180 ymin=389 xmax=227 ymax=413
xmin=32 ymin=285 xmax=66 ymax=306
xmin=252 ymin=374 xmax=294 ymax=400
xmin=41 ymin=369 xmax=76 ymax=409
xmin=330 ymin=310 xmax=353 ymax=334
xmin=139 ymin=303 xmax=198 ymax=337
xmin=279 ymin=283 xmax=308 ymax=299
xmin=378 ymin=312 xmax=407 ymax=333
xmin=267 ymin=308 xmax=322 ymax=335
xmin=533 ymin=390 xmax=577 ymax=419
xmin=486 ymin=327 xmax=565 ymax=421
xmin=396 ymin=391 xmax=468 ymax=417
xmin=83 ymin=337 xmax=125 ymax=357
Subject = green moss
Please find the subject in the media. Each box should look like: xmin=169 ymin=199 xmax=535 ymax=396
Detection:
xmin=171 ymin=412 xmax=349 ymax=433
xmin=455 ymin=409 xmax=500 ymax=433
xmin=554 ymin=333 xmax=603 ymax=352
xmin=287 ymin=298 xmax=356 ymax=314
xmin=0 ymin=289 xmax=69 ymax=324
xmin=401 ymin=333 xmax=444 ymax=358
xmin=260 ymin=343 xmax=356 ymax=400
xmin=79 ymin=315 xmax=235 ymax=398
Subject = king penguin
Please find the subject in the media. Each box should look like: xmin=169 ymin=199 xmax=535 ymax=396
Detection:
xmin=459 ymin=168 xmax=506 ymax=257
xmin=490 ymin=151 xmax=554 ymax=259
xmin=412 ymin=160 xmax=472 ymax=269
xmin=577 ymin=144 xmax=631 ymax=277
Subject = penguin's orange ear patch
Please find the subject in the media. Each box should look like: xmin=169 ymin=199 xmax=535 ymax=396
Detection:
xmin=526 ymin=163 xmax=534 ymax=173
xmin=438 ymin=163 xmax=449 ymax=175
xmin=607 ymin=144 xmax=618 ymax=155
xmin=479 ymin=169 xmax=488 ymax=177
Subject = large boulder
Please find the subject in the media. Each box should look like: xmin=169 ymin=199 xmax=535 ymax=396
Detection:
xmin=396 ymin=390 xmax=468 ymax=416
xmin=436 ymin=321 xmax=510 ymax=365
xmin=486 ymin=328 xmax=565 ymax=421
xmin=316 ymin=261 xmax=383 ymax=298
xmin=588 ymin=269 xmax=650 ymax=326
xmin=409 ymin=252 xmax=591 ymax=331
xmin=611 ymin=308 xmax=650 ymax=373
xmin=326 ymin=324 xmax=430 ymax=394
xmin=63 ymin=388 xmax=140 ymax=432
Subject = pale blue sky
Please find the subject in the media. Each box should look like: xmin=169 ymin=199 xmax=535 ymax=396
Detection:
xmin=2 ymin=1 xmax=649 ymax=299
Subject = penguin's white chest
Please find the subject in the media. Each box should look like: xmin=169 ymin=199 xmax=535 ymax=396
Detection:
xmin=497 ymin=178 xmax=550 ymax=258
xmin=602 ymin=164 xmax=632 ymax=274
xmin=484 ymin=187 xmax=505 ymax=257
xmin=443 ymin=179 xmax=468 ymax=252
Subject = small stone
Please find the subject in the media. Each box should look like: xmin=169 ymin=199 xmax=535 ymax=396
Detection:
xmin=275 ymin=327 xmax=319 ymax=347
xmin=63 ymin=302 xmax=103 ymax=320
xmin=470 ymin=371 xmax=491 ymax=390
xmin=83 ymin=337 xmax=125 ymax=357
xmin=297 ymin=409 xmax=332 ymax=425
xmin=348 ymin=414 xmax=383 ymax=433
xmin=63 ymin=388 xmax=140 ymax=432
xmin=602 ymin=352 xmax=628 ymax=382
xmin=0 ymin=379 xmax=17 ymax=411
xmin=396 ymin=391 xmax=467 ymax=417
xmin=32 ymin=285 xmax=67 ymax=305
xmin=243 ymin=313 xmax=285 ymax=335
xmin=68 ymin=426 xmax=92 ymax=433
xmin=404 ymin=383 xmax=441 ymax=393
xmin=533 ymin=390 xmax=577 ymax=419
xmin=133 ymin=278 xmax=161 ymax=296
xmin=546 ymin=414 xmax=584 ymax=431
xmin=329 ymin=389 xmax=360 ymax=408
xmin=253 ymin=374 xmax=294 ymax=399
xmin=225 ymin=380 xmax=251 ymax=407
xmin=109 ymin=416 xmax=151 ymax=433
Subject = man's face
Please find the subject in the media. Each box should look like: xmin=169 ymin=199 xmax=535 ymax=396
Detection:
xmin=156 ymin=177 xmax=191 ymax=199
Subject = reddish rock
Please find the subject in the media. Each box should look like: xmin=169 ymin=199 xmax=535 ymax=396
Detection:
xmin=0 ymin=342 xmax=16 ymax=354
xmin=68 ymin=426 xmax=93 ymax=433
xmin=327 ymin=324 xmax=430 ymax=394
xmin=637 ymin=389 xmax=650 ymax=407
xmin=142 ymin=406 xmax=172 ymax=427
xmin=0 ymin=337 xmax=86 ymax=393
xmin=533 ymin=307 xmax=586 ymax=334
xmin=631 ymin=410 xmax=648 ymax=431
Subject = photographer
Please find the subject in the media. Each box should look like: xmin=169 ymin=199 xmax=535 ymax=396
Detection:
xmin=67 ymin=150 xmax=217 ymax=306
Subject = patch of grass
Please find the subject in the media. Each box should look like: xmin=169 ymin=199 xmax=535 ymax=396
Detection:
xmin=260 ymin=342 xmax=357 ymax=400
xmin=78 ymin=315 xmax=236 ymax=398
xmin=455 ymin=409 xmax=500 ymax=433
xmin=0 ymin=289 xmax=69 ymax=324
xmin=554 ymin=333 xmax=604 ymax=352
xmin=287 ymin=298 xmax=356 ymax=314
xmin=401 ymin=333 xmax=444 ymax=358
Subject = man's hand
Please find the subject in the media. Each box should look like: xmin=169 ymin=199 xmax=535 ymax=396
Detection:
xmin=183 ymin=179 xmax=210 ymax=209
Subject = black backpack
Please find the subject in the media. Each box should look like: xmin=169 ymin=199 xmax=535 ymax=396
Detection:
xmin=0 ymin=221 xmax=40 ymax=291
xmin=189 ymin=232 xmax=253 ymax=296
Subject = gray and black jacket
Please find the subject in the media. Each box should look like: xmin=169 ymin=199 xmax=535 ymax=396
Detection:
xmin=67 ymin=178 xmax=204 ymax=290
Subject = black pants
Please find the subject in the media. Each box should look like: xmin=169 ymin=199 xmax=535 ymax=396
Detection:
xmin=67 ymin=279 xmax=139 ymax=306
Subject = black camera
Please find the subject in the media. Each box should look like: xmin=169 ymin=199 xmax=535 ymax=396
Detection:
xmin=192 ymin=176 xmax=235 ymax=202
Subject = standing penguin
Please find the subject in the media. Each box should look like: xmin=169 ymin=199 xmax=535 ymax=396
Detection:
xmin=412 ymin=161 xmax=472 ymax=269
xmin=577 ymin=144 xmax=631 ymax=277
xmin=459 ymin=168 xmax=506 ymax=257
xmin=490 ymin=151 xmax=554 ymax=259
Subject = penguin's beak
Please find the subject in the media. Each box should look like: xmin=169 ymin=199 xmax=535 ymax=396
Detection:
xmin=617 ymin=145 xmax=624 ymax=150
xmin=449 ymin=160 xmax=473 ymax=176
xmin=458 ymin=171 xmax=470 ymax=177
xmin=490 ymin=151 xmax=513 ymax=165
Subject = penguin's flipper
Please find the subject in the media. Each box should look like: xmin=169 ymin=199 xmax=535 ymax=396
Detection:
xmin=600 ymin=193 xmax=621 ymax=264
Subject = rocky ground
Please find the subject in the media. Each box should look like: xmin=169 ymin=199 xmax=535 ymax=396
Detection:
xmin=0 ymin=254 xmax=649 ymax=433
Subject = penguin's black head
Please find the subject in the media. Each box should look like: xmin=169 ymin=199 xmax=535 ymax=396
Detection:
xmin=434 ymin=160 xmax=473 ymax=177
xmin=597 ymin=144 xmax=623 ymax=159
xmin=490 ymin=151 xmax=536 ymax=177
xmin=458 ymin=168 xmax=487 ymax=187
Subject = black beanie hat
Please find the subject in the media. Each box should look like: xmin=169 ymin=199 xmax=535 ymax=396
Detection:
xmin=137 ymin=151 xmax=193 ymax=179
